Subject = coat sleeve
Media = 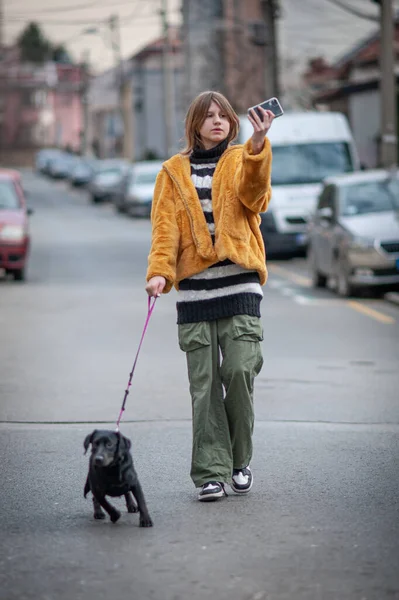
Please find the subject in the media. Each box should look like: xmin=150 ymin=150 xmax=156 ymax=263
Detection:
xmin=234 ymin=137 xmax=272 ymax=214
xmin=146 ymin=168 xmax=180 ymax=294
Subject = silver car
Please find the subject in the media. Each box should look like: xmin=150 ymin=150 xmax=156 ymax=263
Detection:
xmin=87 ymin=160 xmax=131 ymax=204
xmin=112 ymin=161 xmax=163 ymax=217
xmin=307 ymin=170 xmax=399 ymax=296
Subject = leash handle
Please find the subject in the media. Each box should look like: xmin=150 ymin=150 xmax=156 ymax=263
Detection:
xmin=116 ymin=296 xmax=157 ymax=431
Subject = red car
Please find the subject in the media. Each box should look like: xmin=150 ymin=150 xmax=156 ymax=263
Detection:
xmin=0 ymin=169 xmax=32 ymax=281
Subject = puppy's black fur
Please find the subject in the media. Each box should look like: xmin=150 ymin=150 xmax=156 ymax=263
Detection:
xmin=83 ymin=429 xmax=153 ymax=527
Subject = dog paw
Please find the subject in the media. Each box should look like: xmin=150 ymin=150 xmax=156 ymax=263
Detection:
xmin=127 ymin=505 xmax=139 ymax=514
xmin=110 ymin=511 xmax=121 ymax=524
xmin=139 ymin=516 xmax=154 ymax=528
xmin=94 ymin=512 xmax=106 ymax=520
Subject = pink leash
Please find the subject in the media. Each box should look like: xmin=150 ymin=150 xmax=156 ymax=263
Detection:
xmin=115 ymin=296 xmax=157 ymax=431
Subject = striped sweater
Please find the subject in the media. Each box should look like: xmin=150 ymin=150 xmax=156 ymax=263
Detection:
xmin=176 ymin=140 xmax=263 ymax=324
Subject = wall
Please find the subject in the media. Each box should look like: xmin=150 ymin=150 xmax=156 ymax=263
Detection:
xmin=349 ymin=89 xmax=380 ymax=169
xmin=133 ymin=66 xmax=184 ymax=159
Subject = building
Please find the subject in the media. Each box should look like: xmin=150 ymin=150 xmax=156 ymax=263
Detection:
xmin=0 ymin=45 xmax=84 ymax=164
xmin=89 ymin=27 xmax=184 ymax=161
xmin=305 ymin=20 xmax=399 ymax=168
xmin=181 ymin=0 xmax=273 ymax=114
xmin=88 ymin=64 xmax=123 ymax=159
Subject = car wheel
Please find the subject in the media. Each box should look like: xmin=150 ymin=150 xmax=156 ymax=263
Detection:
xmin=12 ymin=267 xmax=26 ymax=282
xmin=336 ymin=261 xmax=354 ymax=297
xmin=308 ymin=246 xmax=327 ymax=288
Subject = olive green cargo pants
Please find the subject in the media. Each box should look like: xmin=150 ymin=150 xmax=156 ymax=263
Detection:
xmin=178 ymin=315 xmax=264 ymax=487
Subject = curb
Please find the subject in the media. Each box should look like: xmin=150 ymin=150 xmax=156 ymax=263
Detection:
xmin=384 ymin=292 xmax=399 ymax=307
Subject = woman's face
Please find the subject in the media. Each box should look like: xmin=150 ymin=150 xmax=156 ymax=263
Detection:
xmin=198 ymin=101 xmax=230 ymax=150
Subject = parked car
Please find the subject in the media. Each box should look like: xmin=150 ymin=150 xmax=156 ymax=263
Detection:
xmin=87 ymin=160 xmax=131 ymax=204
xmin=112 ymin=160 xmax=163 ymax=217
xmin=0 ymin=169 xmax=32 ymax=281
xmin=307 ymin=170 xmax=399 ymax=296
xmin=48 ymin=152 xmax=79 ymax=179
xmin=35 ymin=148 xmax=62 ymax=175
xmin=69 ymin=157 xmax=98 ymax=187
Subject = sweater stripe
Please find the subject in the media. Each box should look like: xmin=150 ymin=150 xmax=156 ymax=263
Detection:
xmin=191 ymin=161 xmax=217 ymax=169
xmin=178 ymin=282 xmax=263 ymax=303
xmin=179 ymin=271 xmax=260 ymax=292
xmin=191 ymin=173 xmax=212 ymax=189
xmin=190 ymin=262 xmax=245 ymax=279
xmin=200 ymin=199 xmax=212 ymax=213
xmin=197 ymin=188 xmax=213 ymax=200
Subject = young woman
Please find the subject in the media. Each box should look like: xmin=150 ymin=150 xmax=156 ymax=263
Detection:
xmin=145 ymin=91 xmax=274 ymax=501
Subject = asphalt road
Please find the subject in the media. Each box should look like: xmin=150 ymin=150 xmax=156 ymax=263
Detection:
xmin=1 ymin=171 xmax=399 ymax=600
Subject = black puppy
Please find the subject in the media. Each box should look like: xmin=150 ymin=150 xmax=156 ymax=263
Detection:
xmin=83 ymin=429 xmax=153 ymax=527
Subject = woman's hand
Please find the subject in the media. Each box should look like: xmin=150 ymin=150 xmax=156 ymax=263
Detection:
xmin=248 ymin=107 xmax=274 ymax=155
xmin=145 ymin=276 xmax=166 ymax=297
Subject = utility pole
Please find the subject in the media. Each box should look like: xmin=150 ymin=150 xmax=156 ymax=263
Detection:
xmin=378 ymin=0 xmax=397 ymax=167
xmin=0 ymin=0 xmax=4 ymax=48
xmin=261 ymin=0 xmax=280 ymax=99
xmin=160 ymin=0 xmax=175 ymax=158
xmin=81 ymin=49 xmax=91 ymax=156
xmin=108 ymin=14 xmax=134 ymax=161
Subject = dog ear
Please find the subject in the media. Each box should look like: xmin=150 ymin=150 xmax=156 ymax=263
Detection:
xmin=83 ymin=430 xmax=97 ymax=455
xmin=122 ymin=436 xmax=131 ymax=450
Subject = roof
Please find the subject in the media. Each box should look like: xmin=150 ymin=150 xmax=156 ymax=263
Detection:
xmin=333 ymin=14 xmax=399 ymax=71
xmin=132 ymin=26 xmax=181 ymax=62
xmin=324 ymin=168 xmax=399 ymax=186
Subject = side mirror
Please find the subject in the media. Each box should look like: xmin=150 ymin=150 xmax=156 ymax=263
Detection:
xmin=27 ymin=207 xmax=34 ymax=216
xmin=318 ymin=206 xmax=333 ymax=221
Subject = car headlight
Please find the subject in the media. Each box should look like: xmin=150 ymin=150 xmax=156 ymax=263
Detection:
xmin=0 ymin=225 xmax=25 ymax=242
xmin=349 ymin=236 xmax=375 ymax=251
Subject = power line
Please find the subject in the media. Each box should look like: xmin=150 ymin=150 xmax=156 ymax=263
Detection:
xmin=323 ymin=0 xmax=379 ymax=22
xmin=8 ymin=0 xmax=144 ymax=16
xmin=6 ymin=14 xmax=162 ymax=26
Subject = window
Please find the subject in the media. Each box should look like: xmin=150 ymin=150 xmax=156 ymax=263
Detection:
xmin=248 ymin=21 xmax=267 ymax=46
xmin=135 ymin=171 xmax=159 ymax=185
xmin=0 ymin=181 xmax=20 ymax=209
xmin=271 ymin=142 xmax=354 ymax=186
xmin=339 ymin=179 xmax=399 ymax=216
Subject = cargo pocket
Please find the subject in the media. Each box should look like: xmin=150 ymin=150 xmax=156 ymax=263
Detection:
xmin=230 ymin=315 xmax=264 ymax=376
xmin=232 ymin=315 xmax=264 ymax=342
xmin=178 ymin=322 xmax=211 ymax=353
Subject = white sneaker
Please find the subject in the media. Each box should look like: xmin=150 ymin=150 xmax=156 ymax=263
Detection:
xmin=198 ymin=481 xmax=226 ymax=502
xmin=231 ymin=466 xmax=253 ymax=494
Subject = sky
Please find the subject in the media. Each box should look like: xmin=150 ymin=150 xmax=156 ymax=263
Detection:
xmin=2 ymin=0 xmax=393 ymax=74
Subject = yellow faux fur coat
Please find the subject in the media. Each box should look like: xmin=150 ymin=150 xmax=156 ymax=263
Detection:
xmin=146 ymin=137 xmax=272 ymax=293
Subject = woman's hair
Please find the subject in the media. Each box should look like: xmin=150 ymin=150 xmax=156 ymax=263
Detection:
xmin=181 ymin=91 xmax=240 ymax=155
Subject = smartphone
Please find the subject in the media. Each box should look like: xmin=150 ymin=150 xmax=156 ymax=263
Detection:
xmin=248 ymin=97 xmax=284 ymax=120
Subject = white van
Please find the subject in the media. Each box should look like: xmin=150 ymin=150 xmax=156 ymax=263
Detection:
xmin=238 ymin=111 xmax=360 ymax=257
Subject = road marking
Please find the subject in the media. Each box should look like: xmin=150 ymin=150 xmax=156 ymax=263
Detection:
xmin=268 ymin=263 xmax=396 ymax=323
xmin=347 ymin=301 xmax=395 ymax=324
xmin=268 ymin=263 xmax=312 ymax=287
